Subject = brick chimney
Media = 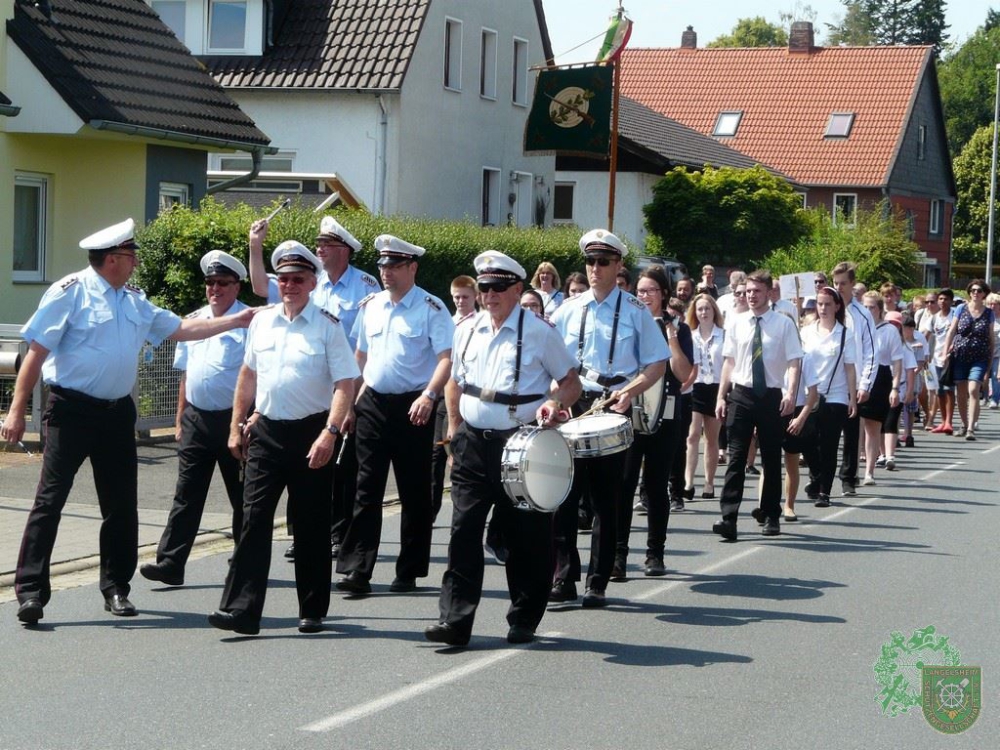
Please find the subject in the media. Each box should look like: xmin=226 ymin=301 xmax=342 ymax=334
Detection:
xmin=788 ymin=21 xmax=816 ymax=53
xmin=681 ymin=26 xmax=697 ymax=49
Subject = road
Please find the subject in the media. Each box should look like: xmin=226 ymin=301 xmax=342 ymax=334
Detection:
xmin=1 ymin=421 xmax=997 ymax=749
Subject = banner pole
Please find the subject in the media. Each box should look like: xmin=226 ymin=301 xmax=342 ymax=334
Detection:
xmin=607 ymin=56 xmax=621 ymax=231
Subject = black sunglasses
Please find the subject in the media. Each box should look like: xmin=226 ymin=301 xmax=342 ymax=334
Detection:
xmin=478 ymin=281 xmax=515 ymax=294
xmin=584 ymin=257 xmax=614 ymax=267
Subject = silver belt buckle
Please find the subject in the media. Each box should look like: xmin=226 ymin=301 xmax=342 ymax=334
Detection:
xmin=480 ymin=387 xmax=496 ymax=403
xmin=583 ymin=368 xmax=601 ymax=384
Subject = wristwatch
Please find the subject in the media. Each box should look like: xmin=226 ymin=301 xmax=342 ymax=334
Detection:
xmin=325 ymin=423 xmax=340 ymax=436
xmin=422 ymin=389 xmax=438 ymax=401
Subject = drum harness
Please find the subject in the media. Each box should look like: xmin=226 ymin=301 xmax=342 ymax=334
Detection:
xmin=577 ymin=292 xmax=627 ymax=399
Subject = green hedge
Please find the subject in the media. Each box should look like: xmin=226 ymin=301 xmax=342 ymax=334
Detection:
xmin=135 ymin=198 xmax=607 ymax=311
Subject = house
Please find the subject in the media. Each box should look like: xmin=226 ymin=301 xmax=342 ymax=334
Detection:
xmin=621 ymin=22 xmax=957 ymax=285
xmin=1 ymin=0 xmax=271 ymax=324
xmin=175 ymin=0 xmax=556 ymax=227
xmin=555 ymin=94 xmax=791 ymax=249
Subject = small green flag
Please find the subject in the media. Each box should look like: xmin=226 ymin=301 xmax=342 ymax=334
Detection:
xmin=523 ymin=65 xmax=613 ymax=158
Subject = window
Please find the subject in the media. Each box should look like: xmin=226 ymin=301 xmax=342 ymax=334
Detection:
xmin=713 ymin=111 xmax=742 ymax=137
xmin=482 ymin=168 xmax=501 ymax=226
xmin=917 ymin=125 xmax=927 ymax=160
xmin=208 ymin=0 xmax=247 ymax=51
xmin=553 ymin=182 xmax=575 ymax=222
xmin=480 ymin=29 xmax=497 ymax=99
xmin=924 ymin=265 xmax=941 ymax=288
xmin=795 ymin=191 xmax=807 ymax=208
xmin=444 ymin=18 xmax=462 ymax=91
xmin=13 ymin=173 xmax=48 ymax=282
xmin=929 ymin=199 xmax=944 ymax=235
xmin=825 ymin=112 xmax=855 ymax=138
xmin=512 ymin=38 xmax=529 ymax=105
xmin=905 ymin=209 xmax=916 ymax=240
xmin=833 ymin=193 xmax=857 ymax=227
xmin=217 ymin=154 xmax=294 ymax=172
xmin=151 ymin=1 xmax=186 ymax=41
xmin=159 ymin=182 xmax=190 ymax=214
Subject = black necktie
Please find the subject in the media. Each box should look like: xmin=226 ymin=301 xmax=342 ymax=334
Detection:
xmin=752 ymin=316 xmax=767 ymax=397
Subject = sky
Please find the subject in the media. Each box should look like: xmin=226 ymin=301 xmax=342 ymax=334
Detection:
xmin=543 ymin=0 xmax=988 ymax=64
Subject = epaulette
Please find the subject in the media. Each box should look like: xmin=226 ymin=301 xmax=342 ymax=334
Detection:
xmin=124 ymin=283 xmax=144 ymax=294
xmin=185 ymin=310 xmax=200 ymax=319
xmin=425 ymin=295 xmax=442 ymax=311
xmin=361 ymin=273 xmax=379 ymax=288
xmin=60 ymin=277 xmax=79 ymax=290
xmin=319 ymin=308 xmax=341 ymax=325
xmin=626 ymin=295 xmax=646 ymax=311
xmin=358 ymin=292 xmax=377 ymax=308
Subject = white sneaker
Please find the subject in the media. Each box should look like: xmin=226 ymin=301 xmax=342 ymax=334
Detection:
xmin=989 ymin=402 xmax=998 ymax=410
xmin=885 ymin=457 xmax=896 ymax=471
xmin=862 ymin=476 xmax=876 ymax=486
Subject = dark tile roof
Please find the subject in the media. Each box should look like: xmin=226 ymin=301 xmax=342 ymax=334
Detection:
xmin=205 ymin=0 xmax=431 ymax=90
xmin=7 ymin=0 xmax=269 ymax=147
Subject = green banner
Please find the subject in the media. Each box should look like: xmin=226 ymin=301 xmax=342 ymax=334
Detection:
xmin=523 ymin=65 xmax=613 ymax=158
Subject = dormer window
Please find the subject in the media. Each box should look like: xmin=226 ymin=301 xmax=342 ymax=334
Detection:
xmin=825 ymin=112 xmax=855 ymax=138
xmin=208 ymin=1 xmax=248 ymax=51
xmin=713 ymin=111 xmax=742 ymax=137
xmin=147 ymin=1 xmax=263 ymax=55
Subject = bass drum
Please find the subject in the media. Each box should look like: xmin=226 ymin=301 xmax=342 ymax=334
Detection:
xmin=500 ymin=426 xmax=574 ymax=512
xmin=632 ymin=374 xmax=666 ymax=435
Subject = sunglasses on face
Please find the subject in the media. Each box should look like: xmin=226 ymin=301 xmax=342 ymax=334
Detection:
xmin=584 ymin=257 xmax=614 ymax=267
xmin=205 ymin=278 xmax=236 ymax=288
xmin=970 ymin=288 xmax=986 ymax=294
xmin=478 ymin=281 xmax=515 ymax=294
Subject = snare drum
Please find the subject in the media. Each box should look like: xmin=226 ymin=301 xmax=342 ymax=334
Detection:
xmin=631 ymin=375 xmax=666 ymax=435
xmin=500 ymin=426 xmax=574 ymax=512
xmin=557 ymin=413 xmax=634 ymax=458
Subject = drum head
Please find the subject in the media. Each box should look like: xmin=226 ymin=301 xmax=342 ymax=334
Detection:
xmin=558 ymin=413 xmax=629 ymax=437
xmin=522 ymin=428 xmax=574 ymax=511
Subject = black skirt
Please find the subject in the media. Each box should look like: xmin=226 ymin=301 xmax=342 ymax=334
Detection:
xmin=858 ymin=365 xmax=892 ymax=423
xmin=691 ymin=382 xmax=719 ymax=416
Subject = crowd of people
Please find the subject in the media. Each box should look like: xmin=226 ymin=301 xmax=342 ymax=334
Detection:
xmin=2 ymin=215 xmax=995 ymax=648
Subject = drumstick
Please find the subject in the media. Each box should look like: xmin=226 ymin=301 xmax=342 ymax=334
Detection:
xmin=264 ymin=198 xmax=291 ymax=223
xmin=335 ymin=432 xmax=350 ymax=466
xmin=574 ymin=374 xmax=649 ymax=418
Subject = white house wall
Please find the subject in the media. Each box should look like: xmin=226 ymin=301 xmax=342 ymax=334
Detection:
xmin=559 ymin=170 xmax=660 ymax=249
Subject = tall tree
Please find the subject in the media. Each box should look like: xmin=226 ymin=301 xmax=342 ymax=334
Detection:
xmin=826 ymin=1 xmax=874 ymax=46
xmin=985 ymin=8 xmax=1000 ymax=33
xmin=938 ymin=26 xmax=1000 ymax=155
xmin=951 ymin=125 xmax=996 ymax=263
xmin=707 ymin=17 xmax=788 ymax=48
xmin=907 ymin=0 xmax=949 ymax=54
xmin=827 ymin=1 xmax=949 ymax=54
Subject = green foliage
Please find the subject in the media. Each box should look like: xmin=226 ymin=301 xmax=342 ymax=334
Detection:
xmin=707 ymin=17 xmax=788 ymax=48
xmin=939 ymin=26 xmax=1000 ymax=156
xmin=134 ymin=197 xmax=595 ymax=310
xmin=643 ymin=165 xmax=810 ymax=270
xmin=952 ymin=124 xmax=996 ymax=263
xmin=762 ymin=201 xmax=922 ymax=287
xmin=826 ymin=1 xmax=875 ymax=45
xmin=827 ymin=1 xmax=948 ymax=54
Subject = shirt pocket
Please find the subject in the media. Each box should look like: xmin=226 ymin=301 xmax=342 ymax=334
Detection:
xmin=251 ymin=334 xmax=278 ymax=374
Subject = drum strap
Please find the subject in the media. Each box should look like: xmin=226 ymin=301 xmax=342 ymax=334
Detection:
xmin=461 ymin=309 xmax=541 ymax=411
xmin=510 ymin=308 xmax=525 ymax=418
xmin=577 ymin=291 xmax=623 ymax=393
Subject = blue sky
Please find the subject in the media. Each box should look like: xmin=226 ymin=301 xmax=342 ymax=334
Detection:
xmin=543 ymin=0 xmax=987 ymax=64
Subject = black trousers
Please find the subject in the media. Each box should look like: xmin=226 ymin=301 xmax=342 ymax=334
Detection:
xmin=617 ymin=416 xmax=682 ymax=562
xmin=330 ymin=429 xmax=357 ymax=546
xmin=720 ymin=385 xmax=785 ymax=523
xmin=337 ymin=388 xmax=434 ymax=581
xmin=155 ymin=404 xmax=243 ymax=572
xmin=16 ymin=388 xmax=137 ymax=604
xmin=219 ymin=413 xmax=332 ymax=623
xmin=667 ymin=393 xmax=694 ymax=499
xmin=803 ymin=401 xmax=849 ymax=496
xmin=438 ymin=424 xmax=553 ymax=637
xmin=430 ymin=397 xmax=448 ymax=521
xmin=839 ymin=412 xmax=861 ymax=488
xmin=553 ymin=395 xmax=625 ymax=591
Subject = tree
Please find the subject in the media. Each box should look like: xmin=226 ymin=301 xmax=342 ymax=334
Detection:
xmin=707 ymin=17 xmax=788 ymax=48
xmin=826 ymin=1 xmax=874 ymax=46
xmin=951 ymin=125 xmax=996 ymax=263
xmin=938 ymin=26 xmax=1000 ymax=155
xmin=984 ymin=7 xmax=1000 ymax=33
xmin=826 ymin=1 xmax=949 ymax=54
xmin=643 ymin=165 xmax=810 ymax=269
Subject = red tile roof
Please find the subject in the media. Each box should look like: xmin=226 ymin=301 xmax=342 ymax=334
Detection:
xmin=620 ymin=45 xmax=933 ymax=188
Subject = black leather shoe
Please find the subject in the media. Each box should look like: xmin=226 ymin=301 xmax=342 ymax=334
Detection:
xmin=139 ymin=562 xmax=183 ymax=587
xmin=644 ymin=557 xmax=666 ymax=577
xmin=712 ymin=520 xmax=738 ymax=541
xmin=581 ymin=588 xmax=607 ymax=608
xmin=389 ymin=577 xmax=416 ymax=593
xmin=762 ymin=518 xmax=781 ymax=536
xmin=548 ymin=579 xmax=578 ymax=602
xmin=424 ymin=622 xmax=470 ymax=647
xmin=670 ymin=499 xmax=685 ymax=512
xmin=207 ymin=610 xmax=260 ymax=635
xmin=331 ymin=543 xmax=341 ymax=560
xmin=284 ymin=543 xmax=295 ymax=560
xmin=335 ymin=571 xmax=372 ymax=595
xmin=104 ymin=592 xmax=138 ymax=617
xmin=298 ymin=617 xmax=324 ymax=634
xmin=610 ymin=560 xmax=627 ymax=582
xmin=804 ymin=482 xmax=819 ymax=500
xmin=815 ymin=494 xmax=831 ymax=508
xmin=17 ymin=598 xmax=43 ymax=624
xmin=750 ymin=507 xmax=766 ymax=525
xmin=683 ymin=487 xmax=695 ymax=501
xmin=507 ymin=625 xmax=535 ymax=644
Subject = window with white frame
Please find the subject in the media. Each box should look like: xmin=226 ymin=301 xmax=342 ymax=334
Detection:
xmin=833 ymin=193 xmax=857 ymax=227
xmin=444 ymin=18 xmax=462 ymax=91
xmin=151 ymin=0 xmax=186 ymax=41
xmin=159 ymin=182 xmax=190 ymax=214
xmin=480 ymin=29 xmax=497 ymax=99
xmin=207 ymin=0 xmax=247 ymax=52
xmin=512 ymin=38 xmax=529 ymax=106
xmin=795 ymin=191 xmax=807 ymax=208
xmin=13 ymin=173 xmax=49 ymax=282
xmin=917 ymin=125 xmax=927 ymax=160
xmin=216 ymin=153 xmax=294 ymax=172
xmin=553 ymin=182 xmax=575 ymax=222
xmin=713 ymin=111 xmax=742 ymax=137
xmin=482 ymin=168 xmax=501 ymax=226
xmin=929 ymin=199 xmax=944 ymax=235
xmin=824 ymin=112 xmax=855 ymax=138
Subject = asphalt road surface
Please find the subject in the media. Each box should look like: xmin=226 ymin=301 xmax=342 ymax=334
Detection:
xmin=1 ymin=423 xmax=997 ymax=749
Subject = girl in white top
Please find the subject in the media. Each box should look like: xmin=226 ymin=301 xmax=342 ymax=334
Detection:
xmin=880 ymin=314 xmax=917 ymax=469
xmin=860 ymin=293 xmax=904 ymax=484
xmin=684 ymin=294 xmax=726 ymax=498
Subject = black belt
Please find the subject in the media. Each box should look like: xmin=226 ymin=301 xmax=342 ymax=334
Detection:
xmin=50 ymin=385 xmax=129 ymax=409
xmin=579 ymin=368 xmax=628 ymax=388
xmin=464 ymin=384 xmax=544 ymax=406
xmin=464 ymin=424 xmax=518 ymax=441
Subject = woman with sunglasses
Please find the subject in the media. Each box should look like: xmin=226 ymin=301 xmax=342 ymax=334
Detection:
xmin=942 ymin=280 xmax=995 ymax=440
xmin=531 ymin=262 xmax=563 ymax=315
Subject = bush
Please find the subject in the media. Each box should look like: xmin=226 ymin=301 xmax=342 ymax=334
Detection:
xmin=135 ymin=198 xmax=604 ymax=310
xmin=762 ymin=201 xmax=922 ymax=288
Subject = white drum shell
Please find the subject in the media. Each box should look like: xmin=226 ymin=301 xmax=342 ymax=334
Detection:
xmin=500 ymin=426 xmax=574 ymax=512
xmin=557 ymin=413 xmax=634 ymax=457
xmin=632 ymin=376 xmax=666 ymax=435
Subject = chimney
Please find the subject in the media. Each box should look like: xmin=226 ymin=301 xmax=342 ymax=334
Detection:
xmin=788 ymin=21 xmax=815 ymax=53
xmin=681 ymin=26 xmax=697 ymax=50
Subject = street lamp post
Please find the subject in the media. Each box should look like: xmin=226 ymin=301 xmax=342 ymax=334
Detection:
xmin=986 ymin=63 xmax=1000 ymax=286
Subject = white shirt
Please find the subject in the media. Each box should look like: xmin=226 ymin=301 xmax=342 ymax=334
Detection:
xmin=717 ymin=292 xmax=735 ymax=321
xmin=800 ymin=321 xmax=857 ymax=406
xmin=770 ymin=297 xmax=798 ymax=322
xmin=930 ymin=311 xmax=955 ymax=367
xmin=874 ymin=322 xmax=905 ymax=367
xmin=173 ymin=300 xmax=248 ymax=411
xmin=454 ymin=308 xmax=578 ymax=429
xmin=845 ymin=300 xmax=877 ymax=391
xmin=245 ymin=301 xmax=359 ymax=420
xmin=693 ymin=325 xmax=725 ymax=385
xmin=722 ymin=309 xmax=803 ymax=391
xmin=899 ymin=345 xmax=918 ymax=400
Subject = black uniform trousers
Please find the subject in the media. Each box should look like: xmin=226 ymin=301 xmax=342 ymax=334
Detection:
xmin=839 ymin=413 xmax=861 ymax=489
xmin=667 ymin=393 xmax=694 ymax=499
xmin=553 ymin=394 xmax=626 ymax=591
xmin=617 ymin=416 xmax=682 ymax=563
xmin=720 ymin=385 xmax=785 ymax=523
xmin=330 ymin=429 xmax=357 ymax=547
xmin=15 ymin=388 xmax=137 ymax=604
xmin=219 ymin=413 xmax=332 ymax=623
xmin=337 ymin=388 xmax=434 ymax=581
xmin=802 ymin=401 xmax=849 ymax=496
xmin=438 ymin=424 xmax=553 ymax=637
xmin=155 ymin=404 xmax=243 ymax=573
xmin=430 ymin=397 xmax=448 ymax=521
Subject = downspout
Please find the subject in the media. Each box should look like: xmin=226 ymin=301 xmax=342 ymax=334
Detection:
xmin=376 ymin=94 xmax=389 ymax=214
xmin=206 ymin=147 xmax=264 ymax=194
